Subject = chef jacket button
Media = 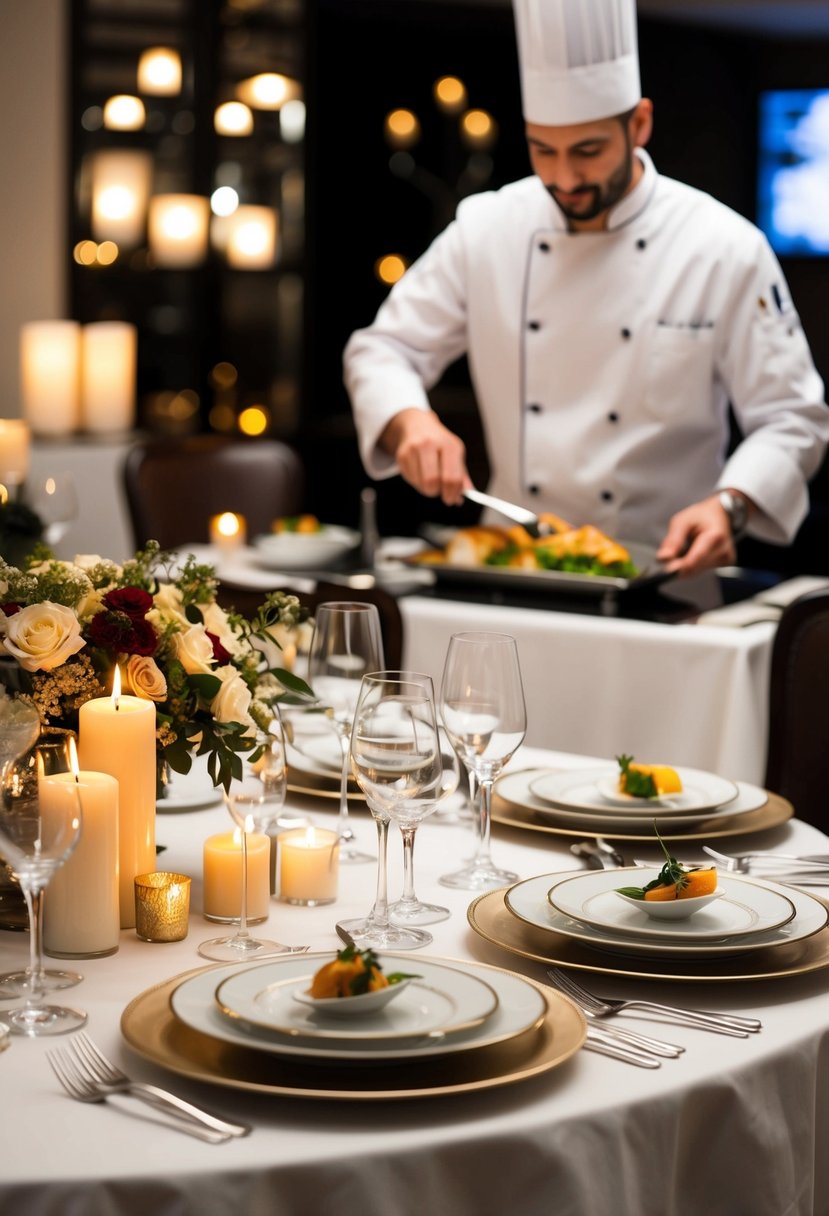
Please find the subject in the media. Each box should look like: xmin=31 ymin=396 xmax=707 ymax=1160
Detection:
xmin=528 ymin=484 xmax=540 ymax=496
xmin=636 ymin=239 xmax=647 ymax=250
xmin=527 ymin=402 xmax=542 ymax=413
xmin=600 ymin=490 xmax=614 ymax=502
xmin=621 ymin=328 xmax=632 ymax=339
xmin=607 ymin=411 xmax=619 ymax=423
xmin=528 ymin=320 xmax=541 ymax=331
xmin=538 ymin=241 xmax=550 ymax=253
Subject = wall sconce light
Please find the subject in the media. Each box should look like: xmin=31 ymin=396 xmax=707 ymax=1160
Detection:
xmin=80 ymin=321 xmax=137 ymax=434
xmin=103 ymin=95 xmax=146 ymax=131
xmin=236 ymin=73 xmax=301 ymax=111
xmin=90 ymin=149 xmax=153 ymax=248
xmin=434 ymin=76 xmax=467 ymax=114
xmin=225 ymin=205 xmax=278 ymax=269
xmin=137 ymin=47 xmax=182 ymax=96
xmin=19 ymin=321 xmax=82 ymax=436
xmin=215 ymin=101 xmax=253 ymax=136
xmin=384 ymin=108 xmax=421 ymax=149
xmin=148 ymin=194 xmax=210 ymax=268
xmin=460 ymin=108 xmax=497 ymax=150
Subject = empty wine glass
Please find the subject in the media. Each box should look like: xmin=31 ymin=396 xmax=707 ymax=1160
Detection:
xmin=439 ymin=631 xmax=527 ymax=891
xmin=25 ymin=473 xmax=79 ymax=548
xmin=0 ymin=736 xmax=86 ymax=1036
xmin=345 ymin=673 xmax=443 ymax=950
xmin=199 ymin=716 xmax=299 ymax=961
xmin=305 ymin=601 xmax=384 ymax=864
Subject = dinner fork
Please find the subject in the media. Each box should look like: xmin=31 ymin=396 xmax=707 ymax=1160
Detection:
xmin=49 ymin=1033 xmax=251 ymax=1139
xmin=546 ymin=968 xmax=762 ymax=1036
xmin=702 ymin=845 xmax=829 ymax=873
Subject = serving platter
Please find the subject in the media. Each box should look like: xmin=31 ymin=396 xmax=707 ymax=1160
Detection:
xmin=121 ymin=961 xmax=586 ymax=1101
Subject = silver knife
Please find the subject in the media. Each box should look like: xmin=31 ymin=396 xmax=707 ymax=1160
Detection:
xmin=462 ymin=488 xmax=553 ymax=539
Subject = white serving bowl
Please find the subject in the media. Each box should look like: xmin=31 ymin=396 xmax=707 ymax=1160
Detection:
xmin=253 ymin=525 xmax=360 ymax=570
xmin=292 ymin=977 xmax=415 ymax=1017
xmin=615 ymin=888 xmax=724 ymax=920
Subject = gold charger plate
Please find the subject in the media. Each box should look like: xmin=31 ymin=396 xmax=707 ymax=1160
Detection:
xmin=120 ymin=961 xmax=586 ymax=1101
xmin=467 ymin=887 xmax=829 ymax=983
xmin=492 ymin=783 xmax=792 ymax=843
xmin=286 ymin=763 xmax=366 ymax=803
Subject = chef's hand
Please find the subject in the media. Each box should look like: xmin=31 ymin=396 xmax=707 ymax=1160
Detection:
xmin=657 ymin=495 xmax=738 ymax=577
xmin=379 ymin=408 xmax=471 ymax=505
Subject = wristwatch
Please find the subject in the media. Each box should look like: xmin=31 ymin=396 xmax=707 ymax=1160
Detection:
xmin=718 ymin=490 xmax=749 ymax=540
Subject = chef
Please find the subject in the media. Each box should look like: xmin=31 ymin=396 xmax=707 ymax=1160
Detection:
xmin=343 ymin=0 xmax=829 ymax=577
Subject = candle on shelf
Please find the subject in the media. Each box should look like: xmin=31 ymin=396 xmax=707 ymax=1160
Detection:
xmin=42 ymin=753 xmax=120 ymax=959
xmin=80 ymin=321 xmax=137 ymax=434
xmin=134 ymin=872 xmax=191 ymax=942
xmin=78 ymin=667 xmax=156 ymax=929
xmin=208 ymin=511 xmax=247 ymax=550
xmin=90 ymin=149 xmax=153 ymax=249
xmin=148 ymin=194 xmax=210 ymax=268
xmin=19 ymin=321 xmax=81 ymax=436
xmin=0 ymin=419 xmax=31 ymax=490
xmin=203 ymin=829 xmax=270 ymax=922
xmin=278 ymin=826 xmax=339 ymax=906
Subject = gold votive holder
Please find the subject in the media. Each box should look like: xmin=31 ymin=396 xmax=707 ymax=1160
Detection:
xmin=134 ymin=872 xmax=191 ymax=942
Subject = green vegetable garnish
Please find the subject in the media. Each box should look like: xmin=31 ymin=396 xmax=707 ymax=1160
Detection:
xmin=616 ymin=754 xmax=658 ymax=799
xmin=616 ymin=824 xmax=691 ymax=900
xmin=334 ymin=944 xmax=420 ymax=994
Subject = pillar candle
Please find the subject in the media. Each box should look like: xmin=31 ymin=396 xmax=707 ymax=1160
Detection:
xmin=20 ymin=321 xmax=81 ymax=436
xmin=42 ymin=771 xmax=119 ymax=958
xmin=203 ymin=829 xmax=270 ymax=921
xmin=278 ymin=826 xmax=339 ymax=906
xmin=80 ymin=321 xmax=137 ymax=434
xmin=78 ymin=692 xmax=156 ymax=929
xmin=0 ymin=419 xmax=31 ymax=489
xmin=208 ymin=512 xmax=247 ymax=550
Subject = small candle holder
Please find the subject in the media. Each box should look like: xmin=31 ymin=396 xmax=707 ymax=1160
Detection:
xmin=278 ymin=826 xmax=340 ymax=906
xmin=134 ymin=872 xmax=191 ymax=942
xmin=208 ymin=511 xmax=247 ymax=551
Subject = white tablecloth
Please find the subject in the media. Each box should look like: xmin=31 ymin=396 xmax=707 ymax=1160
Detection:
xmin=2 ymin=748 xmax=829 ymax=1216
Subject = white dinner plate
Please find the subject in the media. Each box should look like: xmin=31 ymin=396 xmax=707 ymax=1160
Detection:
xmin=505 ymin=871 xmax=828 ymax=958
xmin=529 ymin=766 xmax=740 ymax=817
xmin=496 ymin=769 xmax=766 ymax=831
xmin=215 ymin=956 xmax=499 ymax=1042
xmin=546 ymin=868 xmax=797 ymax=942
xmin=170 ymin=954 xmax=547 ymax=1063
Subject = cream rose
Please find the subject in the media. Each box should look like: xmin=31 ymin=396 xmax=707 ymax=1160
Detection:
xmin=201 ymin=602 xmax=243 ymax=659
xmin=2 ymin=602 xmax=86 ymax=672
xmin=210 ymin=666 xmax=253 ymax=726
xmin=150 ymin=583 xmax=188 ymax=629
xmin=173 ymin=624 xmax=215 ymax=675
xmin=125 ymin=655 xmax=167 ymax=701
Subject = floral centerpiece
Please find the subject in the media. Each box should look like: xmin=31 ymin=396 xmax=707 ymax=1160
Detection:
xmin=0 ymin=541 xmax=314 ymax=792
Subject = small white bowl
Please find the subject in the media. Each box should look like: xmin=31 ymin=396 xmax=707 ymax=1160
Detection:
xmin=615 ymin=889 xmax=724 ymax=920
xmin=292 ymin=977 xmax=415 ymax=1017
xmin=253 ymin=526 xmax=360 ymax=571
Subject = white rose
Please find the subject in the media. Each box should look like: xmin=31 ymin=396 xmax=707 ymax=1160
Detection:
xmin=210 ymin=666 xmax=253 ymax=726
xmin=151 ymin=583 xmax=188 ymax=628
xmin=2 ymin=602 xmax=86 ymax=672
xmin=201 ymin=602 xmax=243 ymax=658
xmin=125 ymin=655 xmax=167 ymax=702
xmin=173 ymin=625 xmax=215 ymax=675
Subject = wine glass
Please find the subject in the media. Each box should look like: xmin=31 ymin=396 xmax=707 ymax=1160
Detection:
xmin=25 ymin=473 xmax=79 ymax=548
xmin=344 ymin=673 xmax=443 ymax=950
xmin=438 ymin=631 xmax=527 ymax=890
xmin=199 ymin=715 xmax=298 ymax=961
xmin=305 ymin=601 xmax=384 ymax=864
xmin=0 ymin=736 xmax=86 ymax=1036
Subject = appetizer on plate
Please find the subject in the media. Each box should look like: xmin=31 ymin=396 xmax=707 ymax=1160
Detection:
xmin=306 ymin=945 xmax=418 ymax=999
xmin=616 ymin=754 xmax=683 ymax=798
xmin=616 ymin=828 xmax=719 ymax=917
xmin=271 ymin=514 xmax=324 ymax=533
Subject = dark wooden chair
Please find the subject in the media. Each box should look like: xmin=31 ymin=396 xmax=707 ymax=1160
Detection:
xmin=764 ymin=589 xmax=829 ymax=831
xmin=122 ymin=435 xmax=306 ymax=551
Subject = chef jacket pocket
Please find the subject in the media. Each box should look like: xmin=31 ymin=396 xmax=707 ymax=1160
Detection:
xmin=643 ymin=324 xmax=715 ymax=419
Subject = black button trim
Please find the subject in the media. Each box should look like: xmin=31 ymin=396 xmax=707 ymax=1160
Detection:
xmin=528 ymin=320 xmax=541 ymax=331
xmin=608 ymin=411 xmax=619 ymax=423
xmin=528 ymin=403 xmax=542 ymax=413
xmin=621 ymin=328 xmax=631 ymax=339
xmin=636 ymin=238 xmax=647 ymax=250
xmin=538 ymin=241 xmax=550 ymax=253
xmin=600 ymin=490 xmax=613 ymax=502
xmin=528 ymin=484 xmax=540 ymax=495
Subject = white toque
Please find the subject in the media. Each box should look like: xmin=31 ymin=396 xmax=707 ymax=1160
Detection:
xmin=513 ymin=0 xmax=641 ymax=125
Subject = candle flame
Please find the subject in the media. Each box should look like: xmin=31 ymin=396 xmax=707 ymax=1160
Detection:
xmin=112 ymin=664 xmax=122 ymax=710
xmin=305 ymin=826 xmax=317 ymax=845
xmin=216 ymin=511 xmax=242 ymax=538
xmin=69 ymin=736 xmax=80 ymax=780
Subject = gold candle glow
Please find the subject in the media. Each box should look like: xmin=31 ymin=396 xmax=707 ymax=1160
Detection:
xmin=208 ymin=511 xmax=247 ymax=550
xmin=134 ymin=872 xmax=191 ymax=942
xmin=278 ymin=826 xmax=339 ymax=906
xmin=203 ymin=829 xmax=270 ymax=922
xmin=0 ymin=419 xmax=31 ymax=489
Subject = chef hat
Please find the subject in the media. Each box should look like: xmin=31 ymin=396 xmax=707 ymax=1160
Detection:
xmin=513 ymin=0 xmax=641 ymax=125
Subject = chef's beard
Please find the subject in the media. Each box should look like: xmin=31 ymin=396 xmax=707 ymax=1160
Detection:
xmin=546 ymin=142 xmax=635 ymax=224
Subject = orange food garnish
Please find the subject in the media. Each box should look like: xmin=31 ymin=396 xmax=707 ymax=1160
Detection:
xmin=644 ymin=868 xmax=717 ymax=901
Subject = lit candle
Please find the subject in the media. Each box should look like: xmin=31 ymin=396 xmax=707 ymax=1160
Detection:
xmin=208 ymin=511 xmax=247 ymax=550
xmin=134 ymin=872 xmax=191 ymax=942
xmin=80 ymin=322 xmax=137 ymax=434
xmin=203 ymin=829 xmax=270 ymax=921
xmin=90 ymin=148 xmax=153 ymax=248
xmin=137 ymin=47 xmax=182 ymax=96
xmin=19 ymin=321 xmax=81 ymax=436
xmin=0 ymin=419 xmax=31 ymax=489
xmin=78 ymin=668 xmax=156 ymax=929
xmin=42 ymin=756 xmax=120 ymax=959
xmin=225 ymin=205 xmax=278 ymax=269
xmin=148 ymin=194 xmax=210 ymax=268
xmin=278 ymin=826 xmax=339 ymax=906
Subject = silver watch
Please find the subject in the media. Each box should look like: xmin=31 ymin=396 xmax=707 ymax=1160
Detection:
xmin=718 ymin=490 xmax=749 ymax=539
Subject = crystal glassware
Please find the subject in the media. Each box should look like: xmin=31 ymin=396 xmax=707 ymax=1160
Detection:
xmin=25 ymin=473 xmax=79 ymax=548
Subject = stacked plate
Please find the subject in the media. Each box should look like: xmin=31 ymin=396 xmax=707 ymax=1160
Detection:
xmin=467 ymin=867 xmax=829 ymax=984
xmin=284 ymin=714 xmax=364 ymax=800
xmin=120 ymin=952 xmax=587 ymax=1101
xmin=492 ymin=762 xmax=793 ymax=842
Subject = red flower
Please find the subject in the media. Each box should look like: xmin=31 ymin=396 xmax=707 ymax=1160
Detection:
xmin=206 ymin=630 xmax=231 ymax=664
xmin=88 ymin=611 xmax=159 ymax=657
xmin=104 ymin=587 xmax=153 ymax=618
xmin=1 ymin=603 xmax=22 ymax=616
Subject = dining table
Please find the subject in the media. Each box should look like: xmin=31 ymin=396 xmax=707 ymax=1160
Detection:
xmin=3 ymin=744 xmax=829 ymax=1216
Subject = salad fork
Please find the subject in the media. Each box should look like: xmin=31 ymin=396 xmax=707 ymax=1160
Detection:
xmin=702 ymin=845 xmax=829 ymax=873
xmin=546 ymin=968 xmax=761 ymax=1036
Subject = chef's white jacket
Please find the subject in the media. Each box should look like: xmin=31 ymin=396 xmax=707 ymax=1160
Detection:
xmin=344 ymin=150 xmax=829 ymax=547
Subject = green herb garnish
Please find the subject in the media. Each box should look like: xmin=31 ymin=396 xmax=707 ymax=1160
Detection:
xmin=335 ymin=944 xmax=420 ymax=994
xmin=616 ymin=824 xmax=691 ymax=900
xmin=617 ymin=754 xmax=658 ymax=799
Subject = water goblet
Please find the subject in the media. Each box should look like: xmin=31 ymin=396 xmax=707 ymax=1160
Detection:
xmin=305 ymin=601 xmax=384 ymax=864
xmin=438 ymin=631 xmax=527 ymax=890
xmin=0 ymin=737 xmax=87 ymax=1036
xmin=25 ymin=473 xmax=79 ymax=548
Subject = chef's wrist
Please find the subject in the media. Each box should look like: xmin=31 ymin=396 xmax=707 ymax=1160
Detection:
xmin=717 ymin=488 xmax=752 ymax=539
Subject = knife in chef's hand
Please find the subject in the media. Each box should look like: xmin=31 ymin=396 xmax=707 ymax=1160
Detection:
xmin=462 ymin=489 xmax=553 ymax=539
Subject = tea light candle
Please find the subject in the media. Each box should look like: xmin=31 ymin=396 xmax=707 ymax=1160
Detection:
xmin=42 ymin=769 xmax=120 ymax=959
xmin=134 ymin=872 xmax=191 ymax=942
xmin=0 ymin=419 xmax=31 ymax=489
xmin=278 ymin=826 xmax=340 ymax=906
xmin=203 ymin=829 xmax=270 ymax=922
xmin=208 ymin=511 xmax=247 ymax=550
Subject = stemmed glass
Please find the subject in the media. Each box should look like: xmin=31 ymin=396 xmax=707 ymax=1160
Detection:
xmin=439 ymin=631 xmax=527 ymax=891
xmin=25 ymin=473 xmax=79 ymax=548
xmin=199 ymin=715 xmax=297 ymax=961
xmin=0 ymin=736 xmax=87 ymax=1036
xmin=343 ymin=673 xmax=443 ymax=950
xmin=305 ymin=602 xmax=384 ymax=864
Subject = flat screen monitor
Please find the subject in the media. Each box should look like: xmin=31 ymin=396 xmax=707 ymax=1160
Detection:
xmin=757 ymin=88 xmax=829 ymax=256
